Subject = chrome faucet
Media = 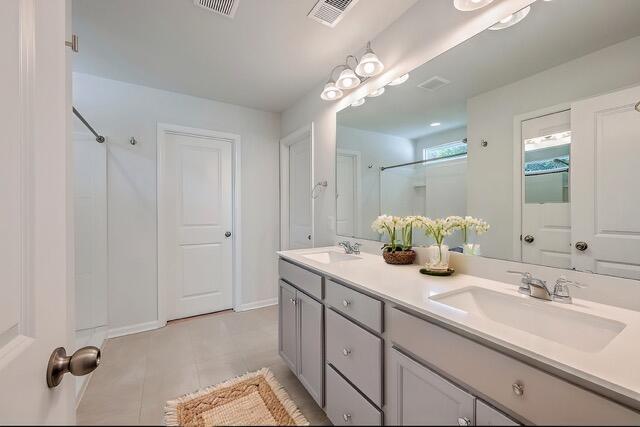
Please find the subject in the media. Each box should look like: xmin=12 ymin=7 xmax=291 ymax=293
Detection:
xmin=552 ymin=276 xmax=586 ymax=304
xmin=338 ymin=241 xmax=361 ymax=255
xmin=508 ymin=271 xmax=586 ymax=303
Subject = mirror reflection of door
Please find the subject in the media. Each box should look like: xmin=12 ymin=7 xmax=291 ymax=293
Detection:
xmin=521 ymin=110 xmax=572 ymax=268
xmin=336 ymin=150 xmax=359 ymax=238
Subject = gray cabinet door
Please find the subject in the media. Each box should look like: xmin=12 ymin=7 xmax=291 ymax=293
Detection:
xmin=476 ymin=400 xmax=520 ymax=426
xmin=279 ymin=280 xmax=297 ymax=373
xmin=392 ymin=349 xmax=475 ymax=426
xmin=297 ymin=291 xmax=324 ymax=406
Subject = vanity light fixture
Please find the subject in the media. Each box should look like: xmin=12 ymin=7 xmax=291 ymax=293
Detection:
xmin=388 ymin=73 xmax=410 ymax=86
xmin=368 ymin=87 xmax=385 ymax=98
xmin=355 ymin=42 xmax=384 ymax=78
xmin=336 ymin=56 xmax=361 ymax=90
xmin=453 ymin=0 xmax=494 ymax=12
xmin=351 ymin=98 xmax=366 ymax=107
xmin=489 ymin=6 xmax=531 ymax=30
xmin=320 ymin=79 xmax=343 ymax=101
xmin=320 ymin=42 xmax=384 ymax=101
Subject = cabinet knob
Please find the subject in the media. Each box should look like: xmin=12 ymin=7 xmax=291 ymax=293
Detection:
xmin=342 ymin=348 xmax=351 ymax=357
xmin=342 ymin=299 xmax=351 ymax=308
xmin=457 ymin=417 xmax=471 ymax=426
xmin=512 ymin=382 xmax=524 ymax=397
xmin=343 ymin=413 xmax=352 ymax=422
xmin=289 ymin=298 xmax=296 ymax=305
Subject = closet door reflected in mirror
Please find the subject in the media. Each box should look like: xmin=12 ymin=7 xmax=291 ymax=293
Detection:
xmin=334 ymin=0 xmax=640 ymax=280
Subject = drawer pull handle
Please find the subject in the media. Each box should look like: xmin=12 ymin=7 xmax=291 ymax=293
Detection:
xmin=343 ymin=413 xmax=352 ymax=422
xmin=342 ymin=348 xmax=351 ymax=357
xmin=512 ymin=382 xmax=524 ymax=397
xmin=342 ymin=299 xmax=351 ymax=308
xmin=457 ymin=417 xmax=471 ymax=426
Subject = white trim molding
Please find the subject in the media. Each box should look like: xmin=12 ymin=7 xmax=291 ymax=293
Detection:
xmin=156 ymin=123 xmax=242 ymax=326
xmin=107 ymin=320 xmax=163 ymax=339
xmin=235 ymin=298 xmax=278 ymax=312
xmin=280 ymin=123 xmax=315 ymax=250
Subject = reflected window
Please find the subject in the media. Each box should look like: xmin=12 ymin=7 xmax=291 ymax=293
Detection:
xmin=423 ymin=139 xmax=468 ymax=162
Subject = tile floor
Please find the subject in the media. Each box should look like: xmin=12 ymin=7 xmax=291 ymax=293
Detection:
xmin=77 ymin=306 xmax=330 ymax=425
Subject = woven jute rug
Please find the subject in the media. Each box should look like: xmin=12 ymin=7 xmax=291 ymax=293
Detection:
xmin=164 ymin=367 xmax=309 ymax=426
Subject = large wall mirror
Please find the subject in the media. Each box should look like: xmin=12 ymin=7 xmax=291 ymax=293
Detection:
xmin=335 ymin=0 xmax=640 ymax=279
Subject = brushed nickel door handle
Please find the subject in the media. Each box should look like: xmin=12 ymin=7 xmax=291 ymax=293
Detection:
xmin=225 ymin=231 xmax=232 ymax=238
xmin=47 ymin=346 xmax=100 ymax=388
xmin=575 ymin=241 xmax=588 ymax=251
xmin=523 ymin=235 xmax=534 ymax=243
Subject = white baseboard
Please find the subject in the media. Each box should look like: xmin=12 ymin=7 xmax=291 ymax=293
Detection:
xmin=107 ymin=320 xmax=164 ymax=339
xmin=236 ymin=298 xmax=277 ymax=312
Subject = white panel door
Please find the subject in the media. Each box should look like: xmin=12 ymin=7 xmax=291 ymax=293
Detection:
xmin=572 ymin=85 xmax=640 ymax=279
xmin=289 ymin=138 xmax=312 ymax=249
xmin=522 ymin=204 xmax=571 ymax=268
xmin=336 ymin=152 xmax=357 ymax=237
xmin=0 ymin=0 xmax=75 ymax=423
xmin=163 ymin=132 xmax=233 ymax=320
xmin=74 ymin=133 xmax=108 ymax=332
xmin=521 ymin=111 xmax=572 ymax=268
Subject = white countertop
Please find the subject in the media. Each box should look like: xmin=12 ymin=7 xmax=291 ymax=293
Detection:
xmin=278 ymin=246 xmax=640 ymax=407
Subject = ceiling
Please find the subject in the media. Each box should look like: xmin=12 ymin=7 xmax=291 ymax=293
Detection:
xmin=72 ymin=0 xmax=417 ymax=112
xmin=337 ymin=0 xmax=640 ymax=140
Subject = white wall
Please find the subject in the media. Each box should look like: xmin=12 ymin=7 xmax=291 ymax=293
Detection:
xmin=467 ymin=35 xmax=640 ymax=261
xmin=73 ymin=73 xmax=281 ymax=330
xmin=337 ymin=125 xmax=414 ymax=240
xmin=281 ymin=0 xmax=534 ymax=248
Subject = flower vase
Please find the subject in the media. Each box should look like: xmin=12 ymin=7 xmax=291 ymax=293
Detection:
xmin=425 ymin=244 xmax=450 ymax=271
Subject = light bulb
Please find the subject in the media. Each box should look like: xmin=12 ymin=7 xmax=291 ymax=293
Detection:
xmin=320 ymin=82 xmax=343 ymax=101
xmin=336 ymin=68 xmax=361 ymax=90
xmin=355 ymin=44 xmax=384 ymax=77
xmin=489 ymin=6 xmax=530 ymax=30
xmin=326 ymin=91 xmax=336 ymax=99
xmin=368 ymin=87 xmax=385 ymax=97
xmin=453 ymin=0 xmax=494 ymax=12
xmin=364 ymin=63 xmax=375 ymax=74
xmin=430 ymin=122 xmax=441 ymax=127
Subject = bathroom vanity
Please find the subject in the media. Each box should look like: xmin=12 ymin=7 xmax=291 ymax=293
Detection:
xmin=277 ymin=248 xmax=640 ymax=425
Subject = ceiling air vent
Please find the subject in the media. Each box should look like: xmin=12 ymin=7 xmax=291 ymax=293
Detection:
xmin=418 ymin=76 xmax=451 ymax=92
xmin=308 ymin=0 xmax=360 ymax=28
xmin=193 ymin=0 xmax=239 ymax=18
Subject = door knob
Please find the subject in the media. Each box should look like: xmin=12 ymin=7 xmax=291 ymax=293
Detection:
xmin=307 ymin=234 xmax=311 ymax=240
xmin=46 ymin=346 xmax=100 ymax=388
xmin=575 ymin=241 xmax=588 ymax=251
xmin=523 ymin=235 xmax=534 ymax=243
xmin=225 ymin=231 xmax=232 ymax=238
xmin=457 ymin=417 xmax=472 ymax=426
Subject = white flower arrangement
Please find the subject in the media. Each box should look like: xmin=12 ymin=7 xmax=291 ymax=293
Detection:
xmin=416 ymin=216 xmax=461 ymax=247
xmin=372 ymin=215 xmax=424 ymax=252
xmin=459 ymin=216 xmax=490 ymax=244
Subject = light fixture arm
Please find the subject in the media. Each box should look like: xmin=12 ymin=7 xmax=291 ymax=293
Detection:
xmin=345 ymin=55 xmax=359 ymax=69
xmin=326 ymin=64 xmax=347 ymax=83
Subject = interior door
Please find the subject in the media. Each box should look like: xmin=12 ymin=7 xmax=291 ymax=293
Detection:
xmin=336 ymin=151 xmax=357 ymax=237
xmin=162 ymin=131 xmax=233 ymax=320
xmin=521 ymin=111 xmax=572 ymax=268
xmin=289 ymin=137 xmax=313 ymax=249
xmin=0 ymin=0 xmax=75 ymax=423
xmin=572 ymin=85 xmax=640 ymax=279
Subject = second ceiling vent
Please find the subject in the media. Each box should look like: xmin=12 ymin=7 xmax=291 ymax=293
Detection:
xmin=308 ymin=0 xmax=359 ymax=28
xmin=193 ymin=0 xmax=239 ymax=18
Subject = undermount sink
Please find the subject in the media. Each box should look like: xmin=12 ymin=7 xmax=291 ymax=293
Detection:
xmin=430 ymin=287 xmax=626 ymax=353
xmin=302 ymin=250 xmax=361 ymax=264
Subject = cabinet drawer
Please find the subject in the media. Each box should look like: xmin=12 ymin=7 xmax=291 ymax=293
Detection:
xmin=326 ymin=279 xmax=383 ymax=333
xmin=326 ymin=309 xmax=382 ymax=406
xmin=278 ymin=258 xmax=322 ymax=300
xmin=389 ymin=308 xmax=640 ymax=425
xmin=326 ymin=364 xmax=382 ymax=426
